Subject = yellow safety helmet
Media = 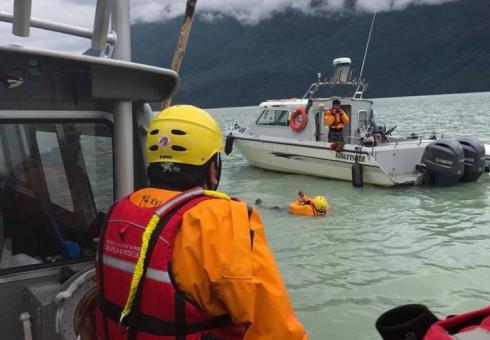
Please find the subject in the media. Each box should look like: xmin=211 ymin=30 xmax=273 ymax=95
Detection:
xmin=313 ymin=196 xmax=328 ymax=212
xmin=145 ymin=105 xmax=223 ymax=166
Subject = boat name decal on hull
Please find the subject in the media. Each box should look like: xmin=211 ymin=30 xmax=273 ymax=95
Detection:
xmin=268 ymin=152 xmax=375 ymax=167
xmin=335 ymin=152 xmax=366 ymax=163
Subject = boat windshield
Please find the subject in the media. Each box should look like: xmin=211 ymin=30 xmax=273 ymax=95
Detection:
xmin=256 ymin=109 xmax=290 ymax=126
xmin=0 ymin=120 xmax=113 ymax=271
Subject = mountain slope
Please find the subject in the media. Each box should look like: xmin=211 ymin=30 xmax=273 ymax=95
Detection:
xmin=131 ymin=0 xmax=490 ymax=108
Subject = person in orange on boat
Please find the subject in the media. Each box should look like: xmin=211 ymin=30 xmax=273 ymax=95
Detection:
xmin=289 ymin=191 xmax=329 ymax=216
xmin=95 ymin=105 xmax=307 ymax=340
xmin=324 ymin=98 xmax=350 ymax=143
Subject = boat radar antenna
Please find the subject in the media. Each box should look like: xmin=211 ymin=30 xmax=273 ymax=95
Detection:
xmin=354 ymin=12 xmax=376 ymax=99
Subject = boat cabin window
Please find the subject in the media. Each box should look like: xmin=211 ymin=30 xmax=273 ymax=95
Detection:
xmin=359 ymin=110 xmax=368 ymax=128
xmin=256 ymin=109 xmax=273 ymax=125
xmin=274 ymin=110 xmax=289 ymax=126
xmin=256 ymin=109 xmax=289 ymax=126
xmin=0 ymin=120 xmax=113 ymax=272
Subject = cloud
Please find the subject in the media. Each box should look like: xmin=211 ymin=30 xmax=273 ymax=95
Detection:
xmin=0 ymin=0 xmax=457 ymax=52
xmin=130 ymin=0 xmax=458 ymax=24
xmin=0 ymin=0 xmax=95 ymax=52
xmin=355 ymin=0 xmax=457 ymax=12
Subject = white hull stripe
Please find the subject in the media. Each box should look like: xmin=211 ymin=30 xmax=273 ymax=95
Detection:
xmin=103 ymin=255 xmax=171 ymax=283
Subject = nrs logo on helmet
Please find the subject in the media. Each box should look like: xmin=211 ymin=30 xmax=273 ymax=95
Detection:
xmin=158 ymin=135 xmax=170 ymax=147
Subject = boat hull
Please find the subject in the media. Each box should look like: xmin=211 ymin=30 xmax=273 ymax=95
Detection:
xmin=233 ymin=136 xmax=398 ymax=186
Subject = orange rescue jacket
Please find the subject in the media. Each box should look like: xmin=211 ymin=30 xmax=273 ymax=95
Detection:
xmin=113 ymin=187 xmax=307 ymax=340
xmin=324 ymin=108 xmax=349 ymax=129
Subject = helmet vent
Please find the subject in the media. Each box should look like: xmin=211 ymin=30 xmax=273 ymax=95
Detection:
xmin=149 ymin=145 xmax=159 ymax=151
xmin=172 ymin=145 xmax=186 ymax=152
xmin=150 ymin=129 xmax=159 ymax=135
xmin=171 ymin=129 xmax=186 ymax=135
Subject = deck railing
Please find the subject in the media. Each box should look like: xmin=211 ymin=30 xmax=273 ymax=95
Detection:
xmin=0 ymin=0 xmax=115 ymax=56
xmin=345 ymin=131 xmax=444 ymax=147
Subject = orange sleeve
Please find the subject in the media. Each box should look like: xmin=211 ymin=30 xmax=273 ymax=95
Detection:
xmin=341 ymin=109 xmax=350 ymax=124
xmin=323 ymin=110 xmax=334 ymax=126
xmin=172 ymin=199 xmax=307 ymax=340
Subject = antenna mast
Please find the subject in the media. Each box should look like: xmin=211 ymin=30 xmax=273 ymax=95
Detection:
xmin=355 ymin=12 xmax=376 ymax=98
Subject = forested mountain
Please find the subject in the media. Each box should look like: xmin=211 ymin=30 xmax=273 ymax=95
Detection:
xmin=131 ymin=0 xmax=490 ymax=108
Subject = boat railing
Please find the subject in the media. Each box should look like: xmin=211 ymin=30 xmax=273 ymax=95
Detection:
xmin=402 ymin=131 xmax=445 ymax=142
xmin=302 ymin=78 xmax=368 ymax=100
xmin=345 ymin=131 xmax=445 ymax=147
xmin=0 ymin=0 xmax=116 ymax=57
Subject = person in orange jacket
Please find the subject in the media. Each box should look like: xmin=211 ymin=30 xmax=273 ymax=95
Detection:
xmin=289 ymin=191 xmax=329 ymax=216
xmin=95 ymin=105 xmax=307 ymax=340
xmin=324 ymin=98 xmax=349 ymax=143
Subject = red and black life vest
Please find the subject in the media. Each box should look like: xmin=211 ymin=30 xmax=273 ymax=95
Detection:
xmin=96 ymin=188 xmax=246 ymax=340
xmin=424 ymin=305 xmax=490 ymax=340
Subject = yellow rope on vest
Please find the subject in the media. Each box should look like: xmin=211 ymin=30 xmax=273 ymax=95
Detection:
xmin=119 ymin=189 xmax=228 ymax=322
xmin=203 ymin=190 xmax=230 ymax=200
xmin=120 ymin=213 xmax=160 ymax=320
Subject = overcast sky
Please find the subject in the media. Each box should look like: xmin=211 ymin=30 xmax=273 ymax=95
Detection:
xmin=0 ymin=0 xmax=456 ymax=53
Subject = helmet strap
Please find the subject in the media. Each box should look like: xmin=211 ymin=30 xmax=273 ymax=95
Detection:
xmin=216 ymin=153 xmax=222 ymax=187
xmin=207 ymin=153 xmax=221 ymax=191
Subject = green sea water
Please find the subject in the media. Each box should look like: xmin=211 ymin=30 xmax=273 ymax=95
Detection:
xmin=209 ymin=92 xmax=490 ymax=339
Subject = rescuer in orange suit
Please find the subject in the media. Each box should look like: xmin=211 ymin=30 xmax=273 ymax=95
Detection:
xmin=95 ymin=105 xmax=307 ymax=340
xmin=324 ymin=98 xmax=349 ymax=143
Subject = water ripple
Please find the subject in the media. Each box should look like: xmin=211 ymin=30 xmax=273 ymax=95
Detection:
xmin=208 ymin=93 xmax=490 ymax=340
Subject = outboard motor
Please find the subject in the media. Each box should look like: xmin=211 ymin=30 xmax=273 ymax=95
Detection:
xmin=457 ymin=137 xmax=486 ymax=182
xmin=418 ymin=139 xmax=465 ymax=186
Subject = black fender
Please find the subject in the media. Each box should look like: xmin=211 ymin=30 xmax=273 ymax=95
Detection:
xmin=224 ymin=133 xmax=234 ymax=155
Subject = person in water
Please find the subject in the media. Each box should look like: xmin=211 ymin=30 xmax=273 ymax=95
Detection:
xmin=289 ymin=190 xmax=329 ymax=216
xmin=324 ymin=98 xmax=349 ymax=144
xmin=95 ymin=105 xmax=307 ymax=339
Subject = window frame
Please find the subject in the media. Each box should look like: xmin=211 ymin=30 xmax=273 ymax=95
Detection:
xmin=0 ymin=116 xmax=115 ymax=275
xmin=358 ymin=110 xmax=368 ymax=128
xmin=256 ymin=109 xmax=290 ymax=127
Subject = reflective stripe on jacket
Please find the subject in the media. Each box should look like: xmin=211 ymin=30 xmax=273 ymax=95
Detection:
xmin=96 ymin=188 xmax=246 ymax=340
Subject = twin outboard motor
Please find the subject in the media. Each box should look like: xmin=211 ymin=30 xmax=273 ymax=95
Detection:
xmin=419 ymin=139 xmax=464 ymax=186
xmin=418 ymin=138 xmax=485 ymax=186
xmin=457 ymin=137 xmax=486 ymax=182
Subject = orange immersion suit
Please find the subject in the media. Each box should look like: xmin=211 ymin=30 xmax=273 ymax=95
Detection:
xmin=288 ymin=194 xmax=327 ymax=216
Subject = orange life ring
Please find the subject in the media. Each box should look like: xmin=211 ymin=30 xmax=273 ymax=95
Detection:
xmin=290 ymin=107 xmax=308 ymax=132
xmin=288 ymin=200 xmax=316 ymax=216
